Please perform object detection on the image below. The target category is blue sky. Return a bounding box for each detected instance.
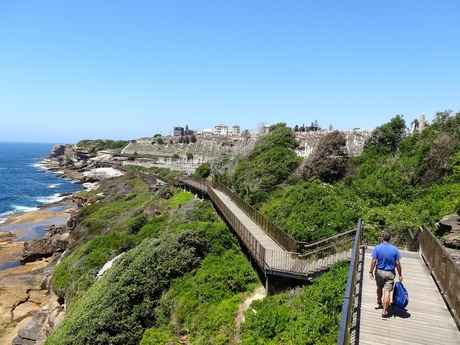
[1,1,459,144]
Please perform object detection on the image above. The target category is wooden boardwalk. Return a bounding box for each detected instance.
[212,188,284,251]
[352,246,460,345]
[211,187,352,277]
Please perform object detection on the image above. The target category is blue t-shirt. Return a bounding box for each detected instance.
[371,242,402,271]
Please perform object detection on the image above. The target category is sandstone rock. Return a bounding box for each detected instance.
[12,310,48,345]
[444,233,460,249]
[20,239,54,264]
[12,302,38,322]
[0,290,29,325]
[48,145,66,158]
[51,232,72,252]
[435,214,460,249]
[12,336,35,345]
[435,214,460,235]
[96,252,125,281]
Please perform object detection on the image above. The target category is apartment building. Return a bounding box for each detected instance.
[214,124,228,135]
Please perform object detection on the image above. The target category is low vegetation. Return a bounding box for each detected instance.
[45,110,460,343]
[76,139,126,152]
[240,261,349,344]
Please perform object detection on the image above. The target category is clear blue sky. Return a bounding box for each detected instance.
[1,1,459,144]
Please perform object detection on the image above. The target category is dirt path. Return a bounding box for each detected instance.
[233,285,266,344]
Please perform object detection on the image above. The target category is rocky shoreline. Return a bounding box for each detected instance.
[0,144,126,345]
[0,198,78,345]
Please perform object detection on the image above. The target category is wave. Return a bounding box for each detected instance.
[36,193,65,204]
[32,162,48,169]
[49,183,61,188]
[13,205,39,213]
[0,205,40,223]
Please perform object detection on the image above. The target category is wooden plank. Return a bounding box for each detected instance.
[352,246,460,345]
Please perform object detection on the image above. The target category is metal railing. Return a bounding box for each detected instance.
[337,219,363,345]
[414,225,460,325]
[207,185,267,269]
[211,182,298,252]
[177,176,356,278]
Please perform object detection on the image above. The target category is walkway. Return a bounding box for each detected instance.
[352,246,460,345]
[179,177,353,279]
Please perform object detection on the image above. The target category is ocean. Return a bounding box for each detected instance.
[0,141,82,224]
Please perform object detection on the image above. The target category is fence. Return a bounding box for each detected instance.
[211,182,298,252]
[337,219,363,345]
[176,176,356,279]
[415,225,460,325]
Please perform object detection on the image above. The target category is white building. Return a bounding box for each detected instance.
[231,125,240,136]
[202,128,213,136]
[214,124,228,135]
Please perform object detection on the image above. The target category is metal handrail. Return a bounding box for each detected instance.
[337,219,363,345]
[177,176,356,278]
[212,182,298,252]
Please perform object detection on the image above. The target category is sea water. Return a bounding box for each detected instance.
[0,141,82,224]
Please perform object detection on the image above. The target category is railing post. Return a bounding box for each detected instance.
[337,219,362,345]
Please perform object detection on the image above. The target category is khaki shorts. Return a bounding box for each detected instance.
[375,268,395,291]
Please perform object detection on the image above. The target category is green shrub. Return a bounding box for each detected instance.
[151,250,258,343]
[51,232,137,304]
[194,162,211,178]
[240,261,348,344]
[126,213,148,234]
[46,230,209,345]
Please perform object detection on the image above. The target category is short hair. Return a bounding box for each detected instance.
[381,231,391,242]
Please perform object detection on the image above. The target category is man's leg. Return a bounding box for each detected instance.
[376,286,383,305]
[382,289,391,315]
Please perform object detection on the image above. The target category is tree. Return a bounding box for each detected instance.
[187,153,194,161]
[432,110,453,129]
[363,115,406,154]
[194,162,211,178]
[231,123,302,206]
[156,137,164,145]
[302,130,348,183]
[190,134,197,143]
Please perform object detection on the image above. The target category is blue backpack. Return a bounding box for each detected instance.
[392,281,409,309]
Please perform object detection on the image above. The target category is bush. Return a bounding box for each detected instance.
[194,162,211,178]
[240,261,348,344]
[127,213,148,234]
[46,230,209,345]
[149,250,258,343]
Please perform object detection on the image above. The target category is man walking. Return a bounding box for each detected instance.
[369,231,403,320]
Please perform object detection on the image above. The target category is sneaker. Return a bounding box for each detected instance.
[381,313,388,320]
[377,299,383,309]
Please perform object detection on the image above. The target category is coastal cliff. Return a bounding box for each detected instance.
[0,144,126,345]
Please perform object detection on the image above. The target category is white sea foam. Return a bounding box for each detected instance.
[32,162,43,169]
[0,207,37,224]
[36,193,65,204]
[49,183,61,188]
[13,205,39,213]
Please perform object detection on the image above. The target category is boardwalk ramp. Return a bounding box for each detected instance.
[352,246,460,345]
